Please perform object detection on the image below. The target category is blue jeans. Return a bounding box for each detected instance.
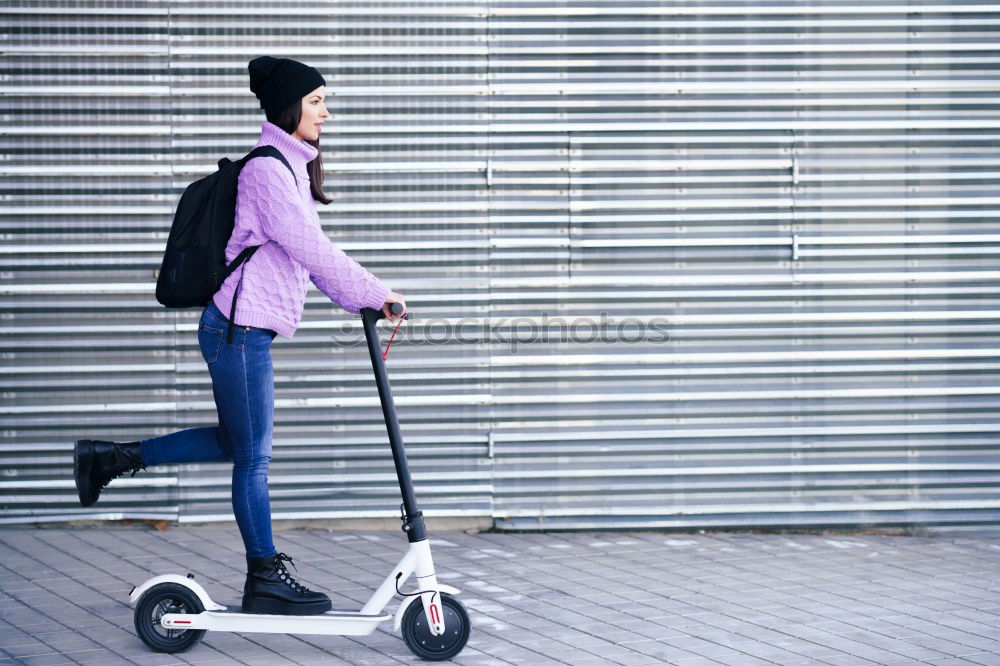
[140,300,278,558]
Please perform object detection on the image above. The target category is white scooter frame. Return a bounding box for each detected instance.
[129,304,471,661]
[129,539,460,636]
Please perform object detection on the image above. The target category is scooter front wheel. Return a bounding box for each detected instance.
[134,582,206,653]
[401,592,470,661]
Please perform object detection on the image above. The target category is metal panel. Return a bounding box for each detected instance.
[2,1,999,531]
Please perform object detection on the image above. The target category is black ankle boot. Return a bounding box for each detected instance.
[242,552,332,616]
[73,439,145,507]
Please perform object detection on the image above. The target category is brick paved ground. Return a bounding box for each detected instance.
[0,527,998,665]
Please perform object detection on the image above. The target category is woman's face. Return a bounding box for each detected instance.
[291,85,329,142]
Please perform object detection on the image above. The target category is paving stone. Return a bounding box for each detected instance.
[616,639,702,661]
[966,654,1000,666]
[2,639,61,659]
[130,648,207,664]
[571,657,655,666]
[66,648,135,665]
[709,654,781,666]
[11,655,78,666]
[899,634,989,657]
[670,658,734,666]
[814,654,883,665]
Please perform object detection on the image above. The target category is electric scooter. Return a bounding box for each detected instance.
[129,303,471,661]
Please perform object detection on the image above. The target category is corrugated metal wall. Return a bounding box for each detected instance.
[2,2,999,531]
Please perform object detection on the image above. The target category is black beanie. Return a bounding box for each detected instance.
[248,56,326,121]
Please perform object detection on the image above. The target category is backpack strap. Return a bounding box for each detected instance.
[244,144,294,181]
[225,245,261,344]
[224,145,296,344]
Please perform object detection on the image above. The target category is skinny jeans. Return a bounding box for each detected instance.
[139,300,278,558]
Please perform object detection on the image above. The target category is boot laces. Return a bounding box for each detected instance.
[273,552,313,595]
[97,444,146,491]
[114,463,145,480]
[97,466,142,494]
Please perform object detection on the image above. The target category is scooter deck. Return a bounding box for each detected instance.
[162,605,392,636]
[214,600,385,616]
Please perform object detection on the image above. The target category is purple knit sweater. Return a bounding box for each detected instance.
[213,121,390,338]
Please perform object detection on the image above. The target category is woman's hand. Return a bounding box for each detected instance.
[382,291,406,320]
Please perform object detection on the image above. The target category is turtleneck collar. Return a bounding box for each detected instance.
[254,121,319,181]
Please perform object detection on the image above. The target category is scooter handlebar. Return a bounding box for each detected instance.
[362,301,407,321]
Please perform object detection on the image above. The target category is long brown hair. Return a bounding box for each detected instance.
[269,102,332,205]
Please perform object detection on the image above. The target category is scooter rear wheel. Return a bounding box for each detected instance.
[401,593,470,661]
[134,582,206,653]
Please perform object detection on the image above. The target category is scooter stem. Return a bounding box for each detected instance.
[361,306,426,542]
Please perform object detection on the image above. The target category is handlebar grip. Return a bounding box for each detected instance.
[362,301,407,321]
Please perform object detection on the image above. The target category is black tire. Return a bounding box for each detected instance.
[400,593,470,661]
[134,582,206,653]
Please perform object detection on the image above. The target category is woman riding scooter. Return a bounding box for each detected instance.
[73,56,406,616]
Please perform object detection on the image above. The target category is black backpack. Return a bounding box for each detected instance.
[155,145,293,341]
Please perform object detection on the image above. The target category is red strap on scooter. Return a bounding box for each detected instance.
[382,315,405,360]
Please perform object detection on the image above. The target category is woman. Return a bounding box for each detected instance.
[73,56,406,616]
